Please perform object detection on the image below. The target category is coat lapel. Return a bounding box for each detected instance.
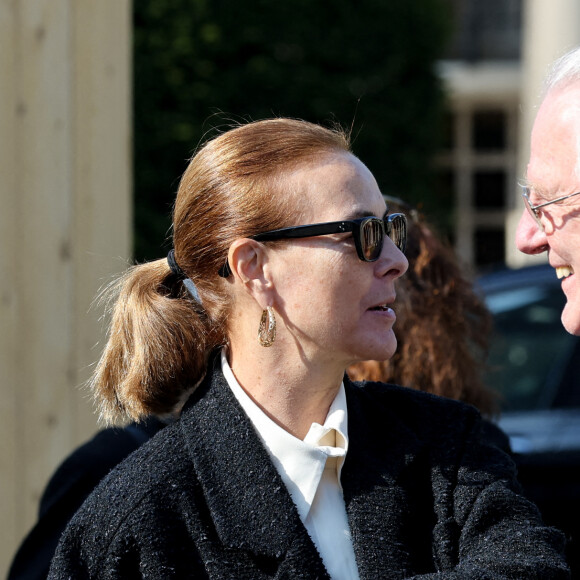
[342,379,437,579]
[178,362,438,579]
[179,356,330,578]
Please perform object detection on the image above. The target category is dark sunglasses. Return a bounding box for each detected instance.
[218,213,407,277]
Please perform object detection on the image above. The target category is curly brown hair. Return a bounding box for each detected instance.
[347,199,499,418]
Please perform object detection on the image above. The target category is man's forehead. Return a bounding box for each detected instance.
[541,84,580,122]
[528,87,580,193]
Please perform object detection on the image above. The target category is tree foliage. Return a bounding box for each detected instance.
[133,0,452,260]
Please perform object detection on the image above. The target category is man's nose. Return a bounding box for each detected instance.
[515,209,549,255]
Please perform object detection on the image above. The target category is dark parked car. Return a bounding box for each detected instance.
[477,263,580,577]
[477,263,580,448]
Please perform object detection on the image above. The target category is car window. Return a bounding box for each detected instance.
[483,283,574,411]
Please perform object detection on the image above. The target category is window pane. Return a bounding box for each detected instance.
[473,111,506,151]
[474,170,505,208]
[475,227,504,267]
[441,111,454,150]
[445,0,522,61]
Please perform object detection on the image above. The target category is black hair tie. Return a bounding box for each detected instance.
[167,249,202,304]
[167,249,186,280]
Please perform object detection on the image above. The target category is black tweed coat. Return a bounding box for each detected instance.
[48,358,569,579]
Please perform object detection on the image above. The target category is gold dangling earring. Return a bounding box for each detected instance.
[258,306,276,347]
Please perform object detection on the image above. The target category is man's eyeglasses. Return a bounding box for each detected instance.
[218,213,407,277]
[521,184,580,229]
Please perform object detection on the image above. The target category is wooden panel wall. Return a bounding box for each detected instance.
[0,1,131,574]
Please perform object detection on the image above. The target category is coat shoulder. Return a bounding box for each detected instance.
[347,379,480,433]
[50,420,196,569]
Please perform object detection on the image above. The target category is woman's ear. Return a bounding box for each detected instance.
[227,239,272,304]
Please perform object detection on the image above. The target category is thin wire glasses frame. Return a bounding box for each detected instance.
[521,183,580,229]
[218,213,407,277]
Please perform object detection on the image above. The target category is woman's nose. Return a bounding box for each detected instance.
[377,240,408,279]
[515,209,549,255]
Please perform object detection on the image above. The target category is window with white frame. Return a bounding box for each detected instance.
[434,103,518,270]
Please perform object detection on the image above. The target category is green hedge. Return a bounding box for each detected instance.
[133,0,452,260]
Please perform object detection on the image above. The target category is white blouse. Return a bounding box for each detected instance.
[221,350,360,580]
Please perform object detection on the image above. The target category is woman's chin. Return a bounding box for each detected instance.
[350,334,397,365]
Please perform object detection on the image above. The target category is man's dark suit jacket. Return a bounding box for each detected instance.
[8,418,165,580]
[48,357,570,579]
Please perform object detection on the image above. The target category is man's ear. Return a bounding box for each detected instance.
[227,238,272,304]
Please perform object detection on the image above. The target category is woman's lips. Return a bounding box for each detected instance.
[367,304,396,320]
[369,304,391,311]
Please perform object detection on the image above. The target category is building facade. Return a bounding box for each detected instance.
[439,0,580,270]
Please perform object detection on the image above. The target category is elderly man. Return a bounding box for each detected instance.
[516,47,580,336]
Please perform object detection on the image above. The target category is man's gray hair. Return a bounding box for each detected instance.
[543,45,580,97]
